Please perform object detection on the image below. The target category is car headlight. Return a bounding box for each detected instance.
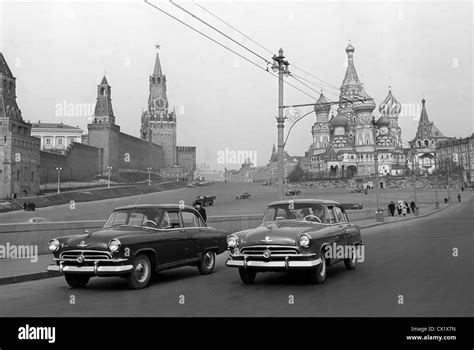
[299,235,310,248]
[108,239,121,253]
[227,235,238,248]
[48,239,60,252]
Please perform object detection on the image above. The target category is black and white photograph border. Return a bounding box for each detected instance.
[0,0,472,348]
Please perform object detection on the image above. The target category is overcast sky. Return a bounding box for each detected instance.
[1,0,472,170]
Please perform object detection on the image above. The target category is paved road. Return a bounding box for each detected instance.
[0,182,455,223]
[0,197,471,317]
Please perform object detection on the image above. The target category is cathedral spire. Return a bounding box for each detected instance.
[342,42,360,86]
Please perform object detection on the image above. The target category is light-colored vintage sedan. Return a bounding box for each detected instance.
[226,199,363,284]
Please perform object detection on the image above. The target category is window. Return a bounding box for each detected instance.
[31,171,34,182]
[325,206,336,224]
[58,138,63,145]
[160,211,181,229]
[181,211,199,227]
[333,206,347,223]
[128,212,146,226]
[16,170,20,181]
[46,138,51,145]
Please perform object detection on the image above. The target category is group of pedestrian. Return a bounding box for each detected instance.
[23,202,36,211]
[193,200,207,222]
[387,200,416,217]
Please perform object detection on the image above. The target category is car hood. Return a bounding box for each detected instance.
[62,226,144,250]
[237,221,326,246]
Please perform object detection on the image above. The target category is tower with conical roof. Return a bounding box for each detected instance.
[88,75,120,171]
[92,76,115,125]
[0,52,40,198]
[141,48,176,168]
[409,98,448,174]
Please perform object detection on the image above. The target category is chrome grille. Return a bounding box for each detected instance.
[60,250,112,262]
[240,245,300,257]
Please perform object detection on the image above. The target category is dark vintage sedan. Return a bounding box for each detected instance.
[226,199,363,284]
[47,204,228,289]
[236,192,251,199]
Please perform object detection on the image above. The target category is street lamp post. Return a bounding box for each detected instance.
[147,167,152,186]
[56,167,62,194]
[272,48,290,200]
[371,118,383,222]
[434,156,439,209]
[107,166,112,188]
[175,165,179,182]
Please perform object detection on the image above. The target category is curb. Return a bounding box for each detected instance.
[358,203,453,229]
[0,271,60,285]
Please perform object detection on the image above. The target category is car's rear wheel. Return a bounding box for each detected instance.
[197,250,216,275]
[239,268,256,284]
[126,254,151,289]
[344,245,357,270]
[306,254,327,284]
[64,274,90,288]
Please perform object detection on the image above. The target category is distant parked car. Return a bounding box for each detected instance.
[186,183,196,188]
[236,192,251,199]
[196,195,215,206]
[47,204,228,289]
[350,188,364,193]
[262,182,269,186]
[226,199,363,284]
[285,189,301,196]
[27,217,50,223]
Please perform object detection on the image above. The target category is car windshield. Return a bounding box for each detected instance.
[104,208,165,228]
[262,203,326,224]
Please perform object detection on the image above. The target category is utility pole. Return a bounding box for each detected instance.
[434,155,439,209]
[56,167,62,194]
[371,118,383,222]
[272,48,290,200]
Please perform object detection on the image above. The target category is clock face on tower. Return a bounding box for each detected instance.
[153,97,168,110]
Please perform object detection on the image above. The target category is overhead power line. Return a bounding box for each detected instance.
[193,1,343,94]
[144,0,318,101]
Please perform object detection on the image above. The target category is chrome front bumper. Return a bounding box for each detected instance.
[47,262,133,275]
[226,257,321,269]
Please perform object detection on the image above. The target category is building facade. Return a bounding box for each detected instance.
[31,122,82,153]
[305,44,407,178]
[436,135,473,183]
[0,52,41,198]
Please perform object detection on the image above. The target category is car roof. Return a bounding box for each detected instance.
[268,199,340,206]
[114,204,196,211]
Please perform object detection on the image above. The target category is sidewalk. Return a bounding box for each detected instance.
[0,197,466,285]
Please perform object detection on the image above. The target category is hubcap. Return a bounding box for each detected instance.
[135,260,149,283]
[204,252,214,269]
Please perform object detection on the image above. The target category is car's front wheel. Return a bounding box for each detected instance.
[344,245,357,270]
[306,254,327,284]
[197,250,216,275]
[126,254,151,289]
[239,268,256,284]
[64,274,90,288]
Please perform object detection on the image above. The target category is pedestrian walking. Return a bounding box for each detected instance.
[193,200,207,222]
[402,203,407,216]
[410,201,416,214]
[461,186,464,192]
[457,193,461,202]
[397,200,403,216]
[388,201,395,216]
[405,201,410,214]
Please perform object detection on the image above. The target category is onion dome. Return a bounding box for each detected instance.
[345,43,355,53]
[330,113,348,127]
[375,115,390,127]
[314,93,331,113]
[379,90,401,116]
[352,86,376,113]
